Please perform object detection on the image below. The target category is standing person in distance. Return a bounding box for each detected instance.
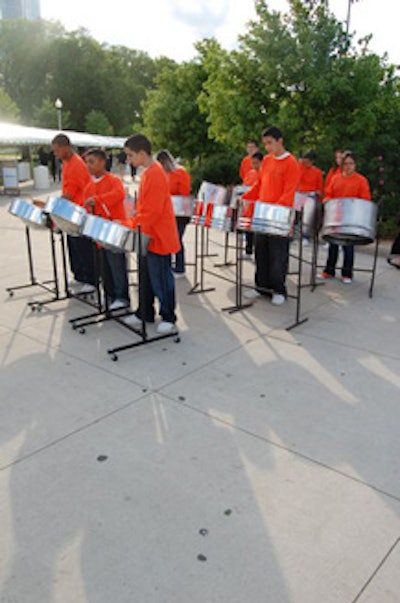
[123,134,180,334]
[82,148,130,311]
[318,151,371,283]
[156,150,191,278]
[51,134,95,294]
[325,149,344,190]
[243,126,300,305]
[240,139,260,257]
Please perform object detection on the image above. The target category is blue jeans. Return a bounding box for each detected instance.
[67,235,96,285]
[104,250,129,302]
[174,217,189,273]
[136,252,176,323]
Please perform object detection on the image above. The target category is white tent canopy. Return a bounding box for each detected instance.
[0,122,126,148]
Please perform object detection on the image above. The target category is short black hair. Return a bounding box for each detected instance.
[86,148,107,162]
[124,134,152,155]
[262,126,283,140]
[252,152,264,161]
[52,133,71,147]
[247,139,259,146]
[303,151,316,161]
[343,151,357,163]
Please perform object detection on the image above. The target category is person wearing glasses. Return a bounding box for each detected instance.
[318,151,371,284]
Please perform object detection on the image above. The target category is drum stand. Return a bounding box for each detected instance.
[6,226,59,301]
[286,215,309,331]
[221,230,253,314]
[188,223,216,295]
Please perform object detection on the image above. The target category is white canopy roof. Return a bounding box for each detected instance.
[0,122,126,148]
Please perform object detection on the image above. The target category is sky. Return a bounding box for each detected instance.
[40,0,399,66]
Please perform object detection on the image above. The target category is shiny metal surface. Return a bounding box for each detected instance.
[321,197,377,245]
[197,181,228,206]
[43,195,63,214]
[171,195,194,217]
[295,193,321,237]
[50,198,87,236]
[230,185,250,208]
[238,201,294,237]
[208,205,234,231]
[82,214,149,255]
[8,198,48,230]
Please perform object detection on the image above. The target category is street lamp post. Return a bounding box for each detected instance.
[55,98,63,130]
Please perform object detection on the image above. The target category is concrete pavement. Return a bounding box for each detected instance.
[0,182,399,603]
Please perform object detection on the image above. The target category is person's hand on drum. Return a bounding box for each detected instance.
[84,197,95,209]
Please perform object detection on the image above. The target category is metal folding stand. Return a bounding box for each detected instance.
[286,214,309,331]
[188,222,216,295]
[221,229,253,314]
[6,226,57,300]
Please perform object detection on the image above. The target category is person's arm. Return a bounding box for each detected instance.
[277,158,300,206]
[130,168,168,234]
[358,175,372,200]
[92,177,125,215]
[177,169,191,195]
[63,161,89,205]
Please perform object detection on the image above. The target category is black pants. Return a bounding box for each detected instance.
[324,243,354,278]
[254,234,289,296]
[102,250,130,302]
[136,252,176,323]
[67,235,97,285]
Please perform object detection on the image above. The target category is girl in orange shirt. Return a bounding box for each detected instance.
[156,150,191,276]
[318,152,371,283]
[324,149,344,190]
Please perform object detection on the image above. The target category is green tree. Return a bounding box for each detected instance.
[84,109,114,135]
[32,97,71,129]
[0,87,20,122]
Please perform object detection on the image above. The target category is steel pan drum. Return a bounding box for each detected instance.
[321,197,377,245]
[245,201,294,237]
[191,201,205,226]
[43,195,63,214]
[82,214,150,255]
[197,181,228,206]
[8,198,48,230]
[295,192,321,237]
[50,198,87,236]
[230,185,250,208]
[171,195,194,217]
[208,205,234,231]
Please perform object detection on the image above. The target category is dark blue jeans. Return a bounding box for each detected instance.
[104,250,129,302]
[136,252,176,323]
[174,217,189,273]
[254,234,289,295]
[325,243,354,278]
[67,235,96,285]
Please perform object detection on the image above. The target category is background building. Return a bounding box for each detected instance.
[0,0,41,19]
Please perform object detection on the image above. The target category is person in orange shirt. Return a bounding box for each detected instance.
[324,149,344,190]
[82,148,130,311]
[240,141,260,257]
[239,139,260,182]
[297,151,324,245]
[243,126,300,305]
[51,134,95,294]
[156,149,191,277]
[318,151,371,283]
[123,134,180,334]
[243,152,263,187]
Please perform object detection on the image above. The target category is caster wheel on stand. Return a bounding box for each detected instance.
[79,327,86,335]
[8,291,14,298]
[110,354,118,362]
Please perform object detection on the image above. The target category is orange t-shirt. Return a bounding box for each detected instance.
[62,153,91,206]
[325,166,341,190]
[297,163,323,195]
[243,153,300,207]
[324,172,371,201]
[243,168,259,187]
[168,167,191,196]
[83,173,126,221]
[128,161,180,255]
[239,155,252,181]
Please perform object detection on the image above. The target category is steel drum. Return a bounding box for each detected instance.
[294,192,321,237]
[43,195,63,215]
[197,181,228,206]
[238,201,294,237]
[230,185,250,208]
[171,195,194,217]
[8,198,48,230]
[191,200,205,226]
[321,197,377,245]
[82,214,150,255]
[208,205,234,231]
[50,198,87,236]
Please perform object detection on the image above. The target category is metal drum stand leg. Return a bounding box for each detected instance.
[286,213,309,331]
[222,230,253,314]
[188,224,216,295]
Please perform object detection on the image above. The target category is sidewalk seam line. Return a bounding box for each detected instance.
[350,537,400,603]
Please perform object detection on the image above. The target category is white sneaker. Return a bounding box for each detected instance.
[342,277,352,284]
[68,278,82,289]
[123,313,143,327]
[109,299,129,311]
[302,238,310,246]
[243,289,261,299]
[173,272,186,279]
[156,321,176,334]
[271,293,286,306]
[78,283,96,294]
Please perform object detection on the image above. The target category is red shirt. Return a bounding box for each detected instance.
[243,153,300,207]
[62,153,91,206]
[243,168,259,187]
[239,155,252,181]
[83,173,126,221]
[325,166,341,190]
[324,172,371,201]
[167,167,191,196]
[297,163,323,195]
[128,161,180,255]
